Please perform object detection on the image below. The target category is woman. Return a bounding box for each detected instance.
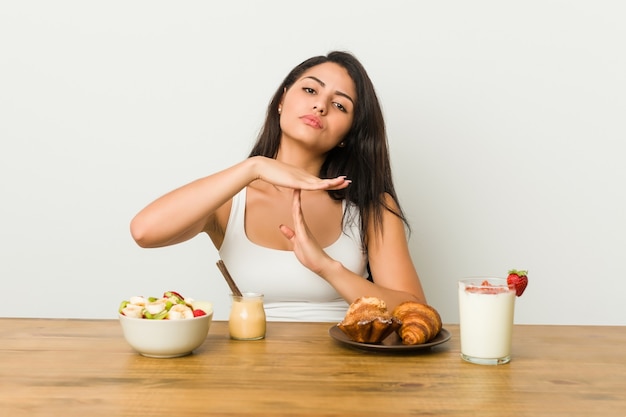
[130,51,426,321]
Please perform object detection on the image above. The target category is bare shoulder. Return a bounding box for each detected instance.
[363,192,410,253]
[382,192,401,212]
[365,192,404,229]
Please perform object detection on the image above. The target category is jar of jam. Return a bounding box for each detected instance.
[228,292,266,340]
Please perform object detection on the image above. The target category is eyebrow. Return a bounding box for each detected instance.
[303,76,355,105]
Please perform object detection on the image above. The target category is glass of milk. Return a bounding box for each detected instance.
[228,292,266,340]
[458,278,516,365]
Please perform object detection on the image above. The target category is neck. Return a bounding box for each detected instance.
[275,144,325,176]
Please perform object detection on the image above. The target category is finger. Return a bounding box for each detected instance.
[278,224,295,240]
[320,176,352,190]
[291,189,313,239]
[299,176,350,191]
[291,189,304,231]
[326,178,352,190]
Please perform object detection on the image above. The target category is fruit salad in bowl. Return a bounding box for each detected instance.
[118,290,213,358]
[119,290,211,320]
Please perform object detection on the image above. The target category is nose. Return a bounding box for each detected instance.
[313,104,325,115]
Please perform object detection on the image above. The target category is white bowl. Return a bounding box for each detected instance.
[119,309,213,358]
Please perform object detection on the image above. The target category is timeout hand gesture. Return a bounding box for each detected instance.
[254,156,351,191]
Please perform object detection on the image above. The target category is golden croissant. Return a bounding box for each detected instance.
[337,297,401,343]
[392,301,442,345]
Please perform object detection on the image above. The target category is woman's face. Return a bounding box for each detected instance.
[279,62,356,155]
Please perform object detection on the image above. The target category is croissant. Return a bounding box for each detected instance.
[392,302,442,345]
[337,297,401,343]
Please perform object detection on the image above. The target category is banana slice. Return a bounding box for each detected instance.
[129,296,147,306]
[121,304,144,318]
[145,301,166,315]
[167,304,194,320]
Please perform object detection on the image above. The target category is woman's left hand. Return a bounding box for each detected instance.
[278,189,334,276]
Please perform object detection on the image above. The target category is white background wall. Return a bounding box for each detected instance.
[1,1,624,325]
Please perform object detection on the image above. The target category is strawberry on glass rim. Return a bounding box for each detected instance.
[507,269,528,297]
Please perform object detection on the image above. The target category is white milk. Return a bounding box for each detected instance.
[458,279,516,364]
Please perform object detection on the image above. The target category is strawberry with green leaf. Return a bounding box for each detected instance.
[507,269,528,297]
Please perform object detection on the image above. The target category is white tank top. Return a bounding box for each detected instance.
[218,187,368,322]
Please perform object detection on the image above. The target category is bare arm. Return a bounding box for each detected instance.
[130,158,256,248]
[130,156,351,248]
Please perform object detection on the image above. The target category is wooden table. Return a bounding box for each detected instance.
[1,319,624,416]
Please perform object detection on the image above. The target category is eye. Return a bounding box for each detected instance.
[333,102,348,113]
[303,87,316,94]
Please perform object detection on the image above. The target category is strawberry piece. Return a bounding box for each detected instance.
[507,269,528,297]
[193,309,207,317]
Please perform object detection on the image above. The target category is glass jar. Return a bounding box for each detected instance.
[228,292,266,340]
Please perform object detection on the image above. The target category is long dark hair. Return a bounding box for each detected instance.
[249,51,409,251]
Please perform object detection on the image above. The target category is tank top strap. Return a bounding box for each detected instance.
[228,187,246,232]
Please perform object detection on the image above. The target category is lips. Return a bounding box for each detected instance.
[300,114,323,129]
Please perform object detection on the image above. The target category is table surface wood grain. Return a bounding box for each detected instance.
[1,319,625,417]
